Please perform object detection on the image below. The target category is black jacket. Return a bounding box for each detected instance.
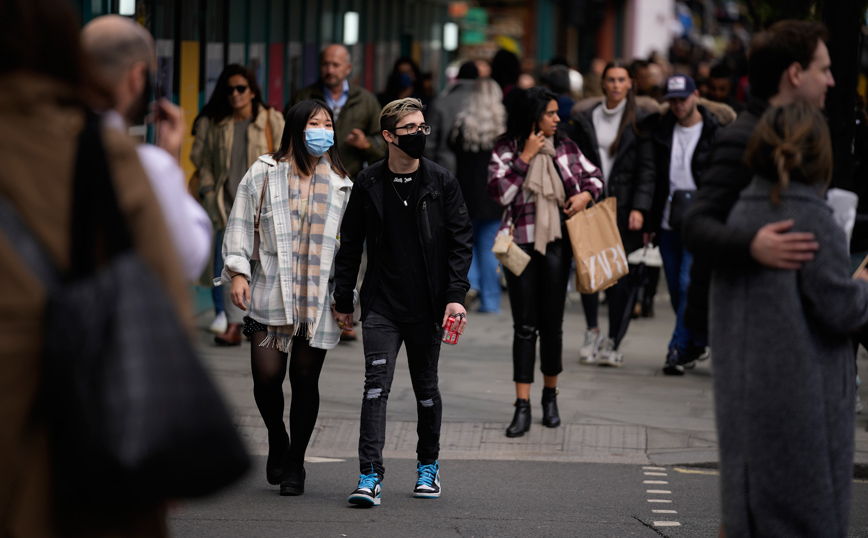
[569,103,656,253]
[682,96,768,265]
[333,157,473,323]
[641,104,724,234]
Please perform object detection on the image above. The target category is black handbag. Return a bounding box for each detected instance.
[0,113,249,505]
[668,189,696,229]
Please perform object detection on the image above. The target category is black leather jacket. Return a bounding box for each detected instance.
[333,157,473,323]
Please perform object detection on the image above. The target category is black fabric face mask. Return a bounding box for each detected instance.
[392,131,427,159]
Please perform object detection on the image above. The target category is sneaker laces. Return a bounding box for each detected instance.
[357,472,379,491]
[416,463,437,487]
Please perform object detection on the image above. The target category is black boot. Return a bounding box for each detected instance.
[265,431,290,485]
[541,387,561,428]
[505,399,531,437]
[279,461,305,496]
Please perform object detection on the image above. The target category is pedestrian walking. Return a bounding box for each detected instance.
[569,60,655,368]
[488,87,602,437]
[449,77,507,313]
[333,98,473,506]
[0,0,189,534]
[378,56,431,108]
[198,64,285,346]
[425,61,479,175]
[640,75,728,374]
[191,68,236,335]
[219,99,353,496]
[713,102,868,538]
[682,21,833,340]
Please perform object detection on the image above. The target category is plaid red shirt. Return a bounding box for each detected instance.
[487,136,603,245]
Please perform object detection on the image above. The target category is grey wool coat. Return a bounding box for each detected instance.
[711,177,868,538]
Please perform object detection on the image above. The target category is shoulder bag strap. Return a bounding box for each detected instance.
[265,111,274,153]
[254,172,270,233]
[0,194,61,293]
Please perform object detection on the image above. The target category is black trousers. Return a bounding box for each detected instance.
[503,233,572,384]
[358,310,442,478]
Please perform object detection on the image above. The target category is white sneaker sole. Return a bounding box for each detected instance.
[413,490,441,498]
[579,355,599,365]
[348,493,381,506]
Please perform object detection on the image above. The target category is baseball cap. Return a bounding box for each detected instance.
[663,75,698,100]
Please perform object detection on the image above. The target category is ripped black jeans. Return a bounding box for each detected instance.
[358,310,442,479]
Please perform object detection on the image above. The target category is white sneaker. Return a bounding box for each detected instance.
[597,338,624,368]
[209,311,228,334]
[579,329,604,364]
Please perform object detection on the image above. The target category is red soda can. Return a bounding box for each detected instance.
[441,315,459,345]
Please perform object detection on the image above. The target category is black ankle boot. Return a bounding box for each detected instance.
[505,399,531,437]
[279,461,305,496]
[541,387,561,428]
[266,431,290,485]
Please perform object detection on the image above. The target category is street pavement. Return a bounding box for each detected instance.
[170,286,868,537]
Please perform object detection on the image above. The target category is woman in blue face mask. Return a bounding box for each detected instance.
[219,99,353,496]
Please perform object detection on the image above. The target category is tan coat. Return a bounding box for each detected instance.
[198,105,284,229]
[0,73,188,537]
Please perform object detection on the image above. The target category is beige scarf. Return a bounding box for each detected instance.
[523,137,564,254]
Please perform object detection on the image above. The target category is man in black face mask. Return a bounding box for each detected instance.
[333,98,473,506]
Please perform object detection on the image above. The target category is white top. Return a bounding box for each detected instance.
[103,111,213,280]
[662,120,703,230]
[591,98,627,189]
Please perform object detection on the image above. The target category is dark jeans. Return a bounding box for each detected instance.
[659,229,706,351]
[503,234,571,383]
[579,276,631,349]
[359,310,443,479]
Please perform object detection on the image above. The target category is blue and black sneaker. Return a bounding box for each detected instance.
[348,469,381,507]
[413,461,441,498]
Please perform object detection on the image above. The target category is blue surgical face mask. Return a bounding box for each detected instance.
[304,128,334,157]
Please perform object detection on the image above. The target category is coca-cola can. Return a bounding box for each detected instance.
[441,315,459,345]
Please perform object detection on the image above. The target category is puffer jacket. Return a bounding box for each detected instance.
[287,82,387,180]
[198,105,284,229]
[641,100,734,234]
[568,97,657,254]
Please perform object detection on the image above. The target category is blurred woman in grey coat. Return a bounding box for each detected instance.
[712,103,868,537]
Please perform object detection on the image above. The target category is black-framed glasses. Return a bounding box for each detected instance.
[393,123,431,135]
[229,85,249,94]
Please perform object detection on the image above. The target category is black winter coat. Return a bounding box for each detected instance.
[569,103,656,253]
[333,157,473,323]
[641,104,723,234]
[448,134,503,221]
[681,96,766,334]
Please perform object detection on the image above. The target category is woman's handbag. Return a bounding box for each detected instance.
[565,197,629,293]
[0,114,249,506]
[250,112,275,262]
[668,189,696,229]
[492,226,531,276]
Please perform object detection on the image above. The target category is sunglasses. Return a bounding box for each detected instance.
[228,85,249,94]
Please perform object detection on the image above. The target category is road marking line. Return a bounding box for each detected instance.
[654,521,682,527]
[644,472,667,476]
[647,490,671,494]
[648,499,672,503]
[644,480,668,484]
[642,466,666,471]
[653,510,677,514]
[674,467,718,475]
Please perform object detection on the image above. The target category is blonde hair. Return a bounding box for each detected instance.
[379,97,425,132]
[745,103,833,205]
[450,78,506,152]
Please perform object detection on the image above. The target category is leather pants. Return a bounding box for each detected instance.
[503,232,572,384]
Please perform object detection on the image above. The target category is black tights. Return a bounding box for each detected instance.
[250,331,327,464]
[579,277,631,349]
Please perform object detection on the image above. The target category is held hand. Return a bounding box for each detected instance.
[563,191,592,217]
[345,129,371,150]
[442,303,468,335]
[333,305,354,329]
[520,131,546,163]
[643,232,655,246]
[750,219,819,270]
[628,210,644,231]
[857,269,868,283]
[153,99,185,162]
[229,276,250,311]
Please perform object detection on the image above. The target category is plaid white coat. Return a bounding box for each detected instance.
[218,154,354,350]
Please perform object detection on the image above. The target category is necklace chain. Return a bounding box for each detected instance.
[390,177,412,207]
